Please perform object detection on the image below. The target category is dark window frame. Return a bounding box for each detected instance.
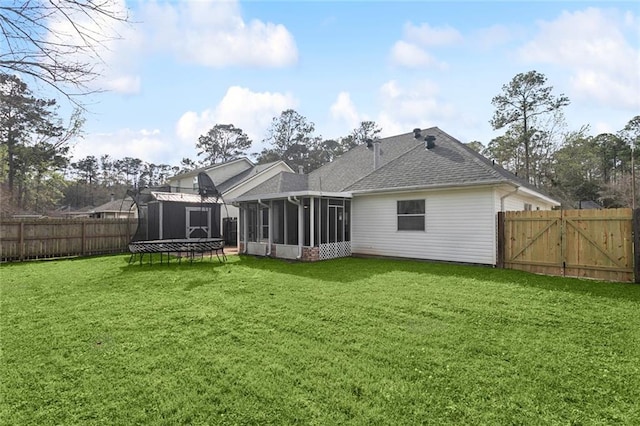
[397,199,425,231]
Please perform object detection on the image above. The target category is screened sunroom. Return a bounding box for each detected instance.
[237,195,351,261]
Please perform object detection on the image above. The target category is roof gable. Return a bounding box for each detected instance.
[232,127,559,205]
[346,128,503,191]
[307,131,422,192]
[216,161,292,193]
[91,198,135,212]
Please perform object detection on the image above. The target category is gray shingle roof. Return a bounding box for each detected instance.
[238,172,308,198]
[346,127,528,192]
[234,127,556,201]
[91,198,135,212]
[307,132,421,191]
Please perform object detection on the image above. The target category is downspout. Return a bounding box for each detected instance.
[257,199,271,256]
[500,187,519,211]
[287,196,303,259]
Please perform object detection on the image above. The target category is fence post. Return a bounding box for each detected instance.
[496,211,505,268]
[634,208,640,283]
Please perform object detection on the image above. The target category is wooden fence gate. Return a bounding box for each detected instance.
[498,209,638,282]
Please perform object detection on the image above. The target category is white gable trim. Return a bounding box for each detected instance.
[167,157,254,181]
[222,161,293,195]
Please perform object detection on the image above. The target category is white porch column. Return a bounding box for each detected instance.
[310,197,315,247]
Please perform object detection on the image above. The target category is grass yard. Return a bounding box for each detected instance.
[1,254,639,425]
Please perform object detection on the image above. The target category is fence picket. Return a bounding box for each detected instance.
[501,208,634,282]
[1,218,137,262]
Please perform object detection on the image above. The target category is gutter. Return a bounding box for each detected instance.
[349,180,508,196]
[287,196,303,259]
[234,190,350,203]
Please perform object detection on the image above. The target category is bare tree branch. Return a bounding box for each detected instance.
[0,0,130,107]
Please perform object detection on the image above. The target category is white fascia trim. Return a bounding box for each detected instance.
[167,157,254,181]
[232,190,352,203]
[351,181,561,206]
[516,185,561,206]
[221,161,294,196]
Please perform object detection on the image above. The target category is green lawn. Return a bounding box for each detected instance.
[1,254,639,425]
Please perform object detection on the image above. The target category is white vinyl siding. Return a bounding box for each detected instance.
[494,187,555,212]
[352,188,496,265]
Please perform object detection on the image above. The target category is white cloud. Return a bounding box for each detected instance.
[104,75,142,95]
[45,0,143,95]
[70,128,183,166]
[403,22,463,46]
[377,79,457,136]
[390,41,446,69]
[175,86,297,153]
[519,7,640,109]
[44,0,297,96]
[326,80,458,139]
[390,22,461,69]
[330,92,361,129]
[141,0,298,68]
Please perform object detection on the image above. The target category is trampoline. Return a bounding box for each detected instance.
[127,172,228,265]
[128,238,226,264]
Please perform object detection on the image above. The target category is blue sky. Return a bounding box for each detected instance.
[64,1,639,167]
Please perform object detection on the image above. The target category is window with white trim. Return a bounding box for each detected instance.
[397,200,425,231]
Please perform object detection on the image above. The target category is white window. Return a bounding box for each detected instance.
[524,203,532,211]
[397,200,425,231]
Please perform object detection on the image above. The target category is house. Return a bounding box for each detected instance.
[232,127,560,265]
[88,197,136,219]
[165,158,293,244]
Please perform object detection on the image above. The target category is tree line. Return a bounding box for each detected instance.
[1,3,638,214]
[0,71,382,214]
[1,69,638,215]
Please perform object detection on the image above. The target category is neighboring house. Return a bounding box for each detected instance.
[166,158,293,245]
[88,197,136,219]
[578,200,602,209]
[232,127,560,265]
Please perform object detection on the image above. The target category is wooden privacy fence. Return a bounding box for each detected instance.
[498,208,638,282]
[0,218,137,262]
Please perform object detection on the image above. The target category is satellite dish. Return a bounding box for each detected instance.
[197,172,220,198]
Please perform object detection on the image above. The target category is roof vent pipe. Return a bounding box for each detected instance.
[298,165,304,174]
[425,135,436,150]
[413,128,422,139]
[373,141,381,170]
